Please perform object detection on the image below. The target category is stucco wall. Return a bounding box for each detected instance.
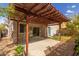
[47,25,59,37]
[11,22,48,43]
[29,23,47,38]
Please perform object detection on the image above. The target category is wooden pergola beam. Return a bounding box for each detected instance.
[39,9,52,16]
[51,14,61,19]
[45,12,63,22]
[35,4,50,14]
[45,15,60,22]
[15,5,31,15]
[30,4,40,10]
[46,13,60,18]
[42,10,59,19]
[37,5,51,15]
[17,22,19,44]
[15,3,67,22]
[15,5,59,23]
[41,8,55,16]
[14,4,68,23]
[10,19,26,23]
[50,11,59,16]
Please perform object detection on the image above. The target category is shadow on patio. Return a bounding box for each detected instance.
[29,37,47,43]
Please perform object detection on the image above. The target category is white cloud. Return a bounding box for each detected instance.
[66,10,74,13]
[0,16,5,24]
[67,5,76,9]
[71,5,76,8]
[65,14,69,16]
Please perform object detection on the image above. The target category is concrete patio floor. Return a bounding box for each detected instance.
[28,38,60,56]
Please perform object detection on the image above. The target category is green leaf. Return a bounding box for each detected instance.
[15,44,24,55]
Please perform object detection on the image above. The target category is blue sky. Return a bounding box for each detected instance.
[0,3,79,23]
[0,3,8,8]
[52,3,79,17]
[0,3,8,23]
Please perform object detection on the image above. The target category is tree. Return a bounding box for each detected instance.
[66,14,79,55]
[0,24,6,31]
[0,4,15,29]
[66,14,79,35]
[0,24,6,39]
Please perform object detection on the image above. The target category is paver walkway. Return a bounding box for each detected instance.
[28,39,60,56]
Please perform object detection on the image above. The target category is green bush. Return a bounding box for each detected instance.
[74,34,79,55]
[15,44,24,56]
[49,36,59,40]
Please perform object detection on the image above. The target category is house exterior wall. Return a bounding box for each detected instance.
[61,22,67,28]
[29,23,47,38]
[47,25,59,37]
[11,21,48,43]
[47,22,67,37]
[9,21,67,43]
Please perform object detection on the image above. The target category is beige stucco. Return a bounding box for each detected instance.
[11,21,48,43]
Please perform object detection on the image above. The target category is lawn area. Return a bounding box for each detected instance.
[49,35,72,42]
[60,36,72,42]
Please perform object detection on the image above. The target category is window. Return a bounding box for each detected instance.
[48,27,51,36]
[20,24,25,33]
[33,27,39,36]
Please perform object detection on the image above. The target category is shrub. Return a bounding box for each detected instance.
[15,44,24,56]
[74,34,79,55]
[49,36,59,40]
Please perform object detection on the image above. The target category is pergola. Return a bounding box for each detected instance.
[10,3,68,56]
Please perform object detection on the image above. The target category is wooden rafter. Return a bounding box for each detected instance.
[30,4,39,10]
[35,4,50,14]
[50,11,59,16]
[13,3,68,23]
[36,4,51,15]
[51,14,61,19]
[15,5,59,22]
[45,14,62,22]
[41,7,55,16]
[44,11,62,20]
[10,19,26,23]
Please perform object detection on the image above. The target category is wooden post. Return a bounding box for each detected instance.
[25,16,29,56]
[45,24,48,38]
[59,23,61,40]
[17,19,20,44]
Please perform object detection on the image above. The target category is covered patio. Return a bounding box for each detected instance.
[10,3,68,56]
[29,38,60,56]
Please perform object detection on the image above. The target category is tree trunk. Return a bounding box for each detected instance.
[0,31,1,41]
